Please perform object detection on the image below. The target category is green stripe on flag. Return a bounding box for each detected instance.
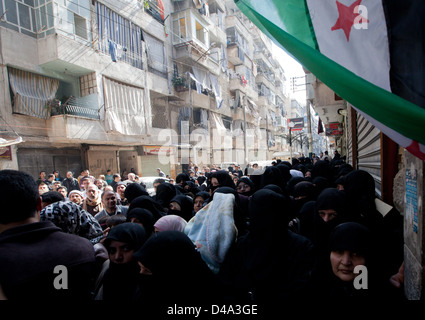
[235,0,318,49]
[236,0,425,146]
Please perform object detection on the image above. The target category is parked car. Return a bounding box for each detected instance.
[139,176,169,196]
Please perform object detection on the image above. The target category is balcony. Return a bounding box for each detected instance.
[50,94,100,120]
[256,74,275,92]
[229,76,258,101]
[227,44,245,66]
[173,86,214,110]
[174,40,220,74]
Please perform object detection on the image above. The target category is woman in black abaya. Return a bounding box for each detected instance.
[218,189,316,305]
[95,222,148,301]
[134,231,223,305]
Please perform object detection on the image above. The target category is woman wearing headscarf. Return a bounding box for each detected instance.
[218,189,316,305]
[311,160,334,186]
[153,215,187,233]
[292,188,348,291]
[154,182,177,211]
[208,170,236,194]
[342,170,383,230]
[40,200,104,244]
[168,195,194,222]
[124,183,150,204]
[134,231,223,305]
[128,195,165,223]
[196,175,208,191]
[193,191,210,214]
[261,184,283,195]
[324,222,377,299]
[127,208,155,237]
[214,186,248,238]
[290,181,317,220]
[94,222,148,301]
[183,180,200,196]
[342,170,404,290]
[260,166,285,191]
[235,177,255,197]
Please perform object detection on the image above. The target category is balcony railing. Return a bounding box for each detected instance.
[51,94,100,120]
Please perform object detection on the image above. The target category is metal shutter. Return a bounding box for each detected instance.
[356,113,382,198]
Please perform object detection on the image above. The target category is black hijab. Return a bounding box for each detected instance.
[342,170,383,230]
[128,195,165,223]
[311,160,333,184]
[169,195,194,222]
[328,222,371,258]
[262,184,284,195]
[133,231,221,304]
[236,177,255,196]
[209,170,236,189]
[124,183,150,204]
[104,222,147,250]
[260,166,285,191]
[126,208,155,236]
[218,189,296,303]
[102,223,147,301]
[155,183,176,209]
[326,222,374,299]
[194,191,210,202]
[176,173,190,185]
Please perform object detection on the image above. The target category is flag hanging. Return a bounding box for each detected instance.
[235,0,425,160]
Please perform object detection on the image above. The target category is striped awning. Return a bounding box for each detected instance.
[8,67,59,119]
[103,76,148,136]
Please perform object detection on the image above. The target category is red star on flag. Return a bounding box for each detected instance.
[331,0,369,41]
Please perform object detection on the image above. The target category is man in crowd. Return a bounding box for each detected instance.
[62,171,80,195]
[82,183,103,216]
[0,169,95,300]
[95,189,128,221]
[115,181,128,206]
[157,168,166,177]
[68,190,84,206]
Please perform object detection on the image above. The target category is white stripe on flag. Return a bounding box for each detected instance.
[306,0,391,91]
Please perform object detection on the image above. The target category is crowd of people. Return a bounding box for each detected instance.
[0,153,406,307]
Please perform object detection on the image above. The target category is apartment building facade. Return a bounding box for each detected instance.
[0,0,291,178]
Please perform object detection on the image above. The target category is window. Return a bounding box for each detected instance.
[173,17,187,43]
[1,0,39,38]
[144,32,167,76]
[73,13,87,39]
[195,20,207,46]
[96,2,143,69]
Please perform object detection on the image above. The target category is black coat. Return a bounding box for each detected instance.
[0,221,96,300]
[218,189,316,305]
[62,177,80,194]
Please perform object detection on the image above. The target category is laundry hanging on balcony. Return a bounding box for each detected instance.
[8,67,59,119]
[209,74,223,109]
[189,73,203,94]
[108,40,127,62]
[192,66,211,93]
